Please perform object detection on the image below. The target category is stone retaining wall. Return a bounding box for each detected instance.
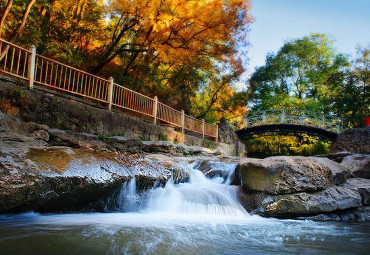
[330,128,370,154]
[0,75,245,156]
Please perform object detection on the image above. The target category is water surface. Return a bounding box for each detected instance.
[1,161,369,254]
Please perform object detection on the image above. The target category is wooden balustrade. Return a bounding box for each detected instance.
[0,38,218,140]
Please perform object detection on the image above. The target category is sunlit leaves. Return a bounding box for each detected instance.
[1,0,253,123]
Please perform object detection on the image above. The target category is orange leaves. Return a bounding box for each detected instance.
[108,0,252,69]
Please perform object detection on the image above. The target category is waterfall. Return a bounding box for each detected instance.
[115,178,140,212]
[116,162,249,217]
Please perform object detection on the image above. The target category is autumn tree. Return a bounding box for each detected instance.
[1,0,253,123]
[0,0,37,41]
[190,67,248,124]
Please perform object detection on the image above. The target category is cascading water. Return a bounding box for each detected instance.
[109,161,248,217]
[0,161,369,255]
[115,178,139,212]
[143,162,247,216]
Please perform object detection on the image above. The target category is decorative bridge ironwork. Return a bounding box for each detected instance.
[236,109,345,141]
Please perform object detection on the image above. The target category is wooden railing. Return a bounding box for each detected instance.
[34,54,110,103]
[0,38,218,141]
[0,40,30,81]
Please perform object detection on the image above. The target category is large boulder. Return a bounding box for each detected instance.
[247,185,362,217]
[240,177,370,219]
[0,119,189,213]
[239,156,350,195]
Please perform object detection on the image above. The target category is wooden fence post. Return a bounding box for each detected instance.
[181,110,185,134]
[215,125,218,142]
[108,77,114,110]
[153,96,158,124]
[28,45,36,89]
[202,119,205,139]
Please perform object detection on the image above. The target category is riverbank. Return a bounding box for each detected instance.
[0,110,369,221]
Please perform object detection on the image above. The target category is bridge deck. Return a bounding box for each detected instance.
[237,124,338,141]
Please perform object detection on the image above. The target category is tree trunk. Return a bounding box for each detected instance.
[8,0,36,42]
[0,0,13,38]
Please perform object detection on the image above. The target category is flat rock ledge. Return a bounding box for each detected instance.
[0,111,236,213]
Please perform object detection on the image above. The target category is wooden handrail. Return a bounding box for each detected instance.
[0,38,218,140]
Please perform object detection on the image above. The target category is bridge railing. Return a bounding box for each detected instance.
[0,38,218,141]
[245,109,344,133]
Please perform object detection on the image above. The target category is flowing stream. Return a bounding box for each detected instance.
[0,162,369,254]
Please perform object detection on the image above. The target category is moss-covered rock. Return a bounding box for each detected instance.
[239,156,350,195]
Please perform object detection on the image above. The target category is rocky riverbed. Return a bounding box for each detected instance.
[0,111,369,221]
[237,155,370,221]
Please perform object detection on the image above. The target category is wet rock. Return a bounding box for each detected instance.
[0,126,184,213]
[195,160,222,178]
[48,128,108,151]
[145,154,178,168]
[144,154,189,183]
[142,141,210,156]
[48,129,81,147]
[342,178,370,205]
[108,136,143,154]
[316,151,353,163]
[33,130,49,142]
[142,141,176,154]
[239,156,350,195]
[193,160,237,182]
[0,159,43,212]
[241,178,368,219]
[255,185,362,217]
[0,111,11,132]
[297,206,370,222]
[340,154,370,179]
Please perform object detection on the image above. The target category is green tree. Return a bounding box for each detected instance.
[249,33,350,113]
[329,46,370,127]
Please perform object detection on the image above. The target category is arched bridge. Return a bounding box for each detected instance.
[236,109,345,141]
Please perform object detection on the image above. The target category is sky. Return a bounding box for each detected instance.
[244,0,370,79]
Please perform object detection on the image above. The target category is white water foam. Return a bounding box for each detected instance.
[143,162,248,217]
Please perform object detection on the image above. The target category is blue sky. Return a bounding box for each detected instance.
[244,0,370,78]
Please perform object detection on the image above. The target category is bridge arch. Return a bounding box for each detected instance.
[236,109,344,141]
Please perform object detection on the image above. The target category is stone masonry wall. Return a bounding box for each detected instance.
[0,75,245,156]
[330,128,370,154]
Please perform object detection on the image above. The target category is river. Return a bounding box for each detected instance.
[0,162,369,254]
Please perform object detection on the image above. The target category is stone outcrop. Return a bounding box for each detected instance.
[217,117,246,157]
[239,156,350,195]
[244,185,362,217]
[238,155,370,221]
[330,128,370,154]
[0,111,204,213]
